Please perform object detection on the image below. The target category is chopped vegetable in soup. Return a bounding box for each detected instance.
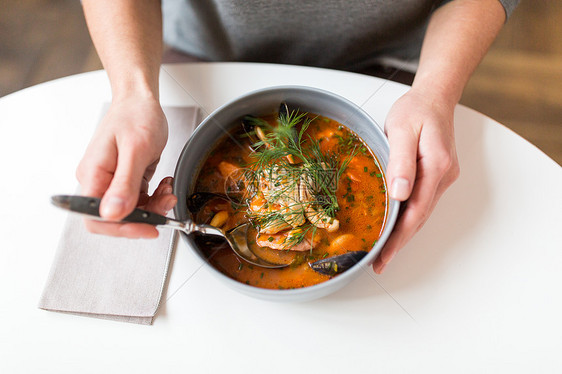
[191,106,387,289]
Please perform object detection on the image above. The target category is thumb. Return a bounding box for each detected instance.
[385,120,419,201]
[99,145,153,220]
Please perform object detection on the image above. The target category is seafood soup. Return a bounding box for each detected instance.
[190,104,388,289]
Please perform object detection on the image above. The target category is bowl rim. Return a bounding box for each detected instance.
[173,85,400,299]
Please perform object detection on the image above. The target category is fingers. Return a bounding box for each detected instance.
[385,111,419,202]
[76,98,169,238]
[83,219,160,239]
[373,150,459,274]
[82,177,177,239]
[374,92,459,274]
[76,137,117,198]
[144,177,177,215]
[99,139,155,220]
[153,176,174,197]
[372,170,439,274]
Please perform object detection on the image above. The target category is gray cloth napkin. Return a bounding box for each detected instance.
[39,104,200,325]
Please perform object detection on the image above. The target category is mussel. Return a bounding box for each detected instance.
[241,102,292,152]
[278,102,289,119]
[309,251,368,276]
[242,115,268,152]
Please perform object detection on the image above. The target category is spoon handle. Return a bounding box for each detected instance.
[51,195,175,226]
[51,194,229,243]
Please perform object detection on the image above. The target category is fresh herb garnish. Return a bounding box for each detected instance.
[243,108,358,247]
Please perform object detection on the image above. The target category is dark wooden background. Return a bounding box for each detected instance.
[1,0,560,164]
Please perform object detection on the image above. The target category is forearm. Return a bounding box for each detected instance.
[82,0,163,101]
[412,0,505,108]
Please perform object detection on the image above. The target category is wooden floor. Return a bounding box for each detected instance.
[1,0,560,165]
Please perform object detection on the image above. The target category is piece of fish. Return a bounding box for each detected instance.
[299,173,339,232]
[256,229,316,252]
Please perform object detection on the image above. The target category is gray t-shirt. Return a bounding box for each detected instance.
[162,0,519,72]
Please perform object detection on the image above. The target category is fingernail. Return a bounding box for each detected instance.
[164,198,177,212]
[163,185,173,195]
[100,196,125,217]
[386,251,396,264]
[390,178,410,200]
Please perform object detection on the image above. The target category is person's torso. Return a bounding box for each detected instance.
[163,0,443,70]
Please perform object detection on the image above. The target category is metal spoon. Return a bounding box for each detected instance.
[50,195,287,269]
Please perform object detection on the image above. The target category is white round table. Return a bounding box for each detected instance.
[1,63,561,372]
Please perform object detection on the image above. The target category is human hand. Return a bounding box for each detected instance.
[373,88,460,274]
[76,96,176,238]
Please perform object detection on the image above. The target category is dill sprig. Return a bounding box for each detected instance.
[242,107,357,247]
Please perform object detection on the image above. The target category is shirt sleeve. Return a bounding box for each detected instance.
[438,0,520,20]
[498,0,520,19]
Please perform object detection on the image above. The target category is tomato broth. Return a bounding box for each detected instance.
[191,111,387,289]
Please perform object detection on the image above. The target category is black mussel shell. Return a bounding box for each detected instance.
[309,251,369,276]
[278,102,289,119]
[242,115,258,134]
[242,115,263,151]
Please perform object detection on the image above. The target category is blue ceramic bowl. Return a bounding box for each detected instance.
[173,86,399,301]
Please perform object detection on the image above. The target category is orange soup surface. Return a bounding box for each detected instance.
[191,111,387,289]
